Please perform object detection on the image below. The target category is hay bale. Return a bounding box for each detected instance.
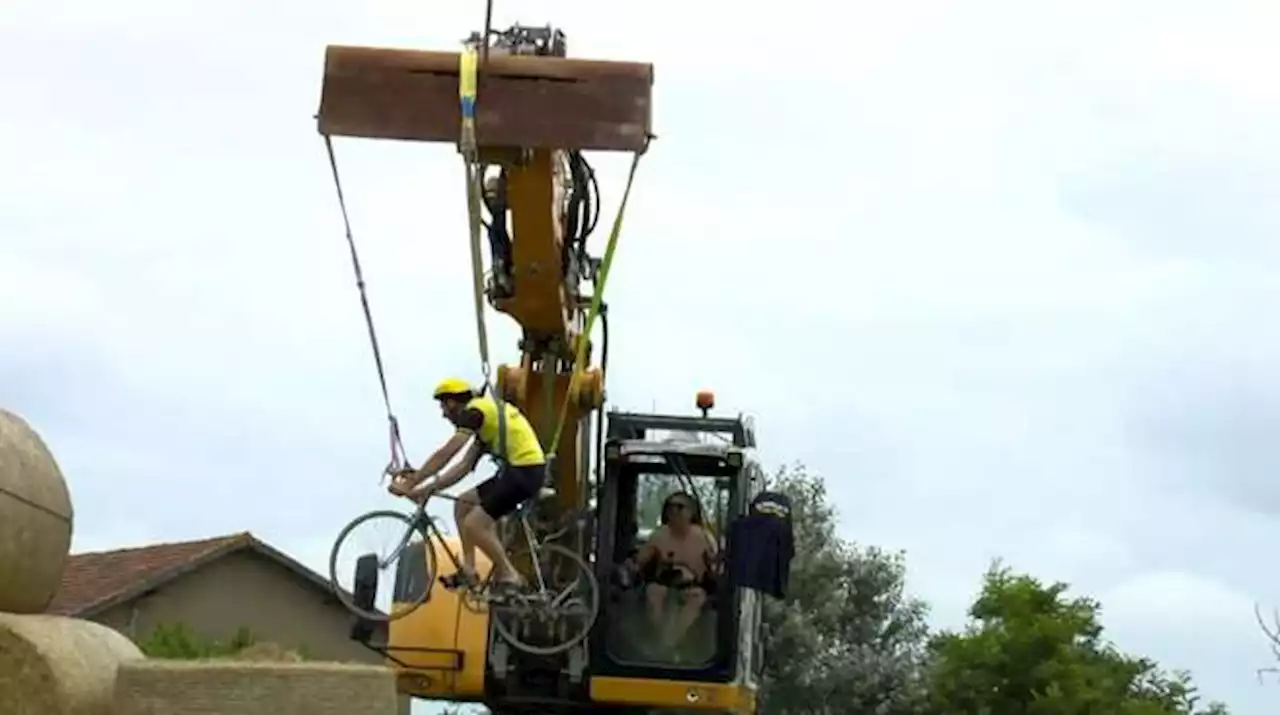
[0,408,74,613]
[114,660,401,715]
[229,642,304,663]
[0,612,144,715]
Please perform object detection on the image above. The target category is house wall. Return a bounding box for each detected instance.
[93,549,413,715]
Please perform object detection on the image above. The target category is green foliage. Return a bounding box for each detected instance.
[555,454,1231,714]
[759,464,932,715]
[137,622,257,659]
[926,564,1229,715]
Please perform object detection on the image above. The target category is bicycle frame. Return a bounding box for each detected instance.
[385,497,553,597]
[332,492,602,658]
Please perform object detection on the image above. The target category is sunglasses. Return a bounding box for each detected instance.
[666,502,691,512]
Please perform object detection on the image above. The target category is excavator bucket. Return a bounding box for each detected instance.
[317,45,653,152]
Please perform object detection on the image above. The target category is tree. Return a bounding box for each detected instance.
[1253,602,1280,684]
[758,464,932,715]
[630,461,930,713]
[926,564,1228,715]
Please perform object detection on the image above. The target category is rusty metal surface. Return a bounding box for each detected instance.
[318,45,653,152]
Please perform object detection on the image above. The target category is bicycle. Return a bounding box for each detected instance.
[328,489,600,656]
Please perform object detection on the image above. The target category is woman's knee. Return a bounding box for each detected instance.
[682,587,707,607]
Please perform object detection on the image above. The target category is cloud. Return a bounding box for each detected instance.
[4,0,1280,713]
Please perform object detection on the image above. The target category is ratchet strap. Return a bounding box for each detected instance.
[457,41,648,476]
[546,146,647,460]
[458,43,510,465]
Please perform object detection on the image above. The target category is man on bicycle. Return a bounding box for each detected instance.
[389,377,546,593]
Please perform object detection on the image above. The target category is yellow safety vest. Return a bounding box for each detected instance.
[465,395,546,467]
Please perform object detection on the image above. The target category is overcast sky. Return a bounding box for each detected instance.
[4,0,1280,712]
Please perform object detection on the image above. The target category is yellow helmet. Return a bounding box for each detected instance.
[432,377,475,400]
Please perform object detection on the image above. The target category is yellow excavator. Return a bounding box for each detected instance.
[318,21,772,714]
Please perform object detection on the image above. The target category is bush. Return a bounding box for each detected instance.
[137,622,262,659]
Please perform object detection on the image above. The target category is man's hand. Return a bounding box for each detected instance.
[406,482,437,504]
[392,466,419,483]
[615,558,641,589]
[387,472,420,497]
[387,479,411,497]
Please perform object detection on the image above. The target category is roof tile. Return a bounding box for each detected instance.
[46,533,251,616]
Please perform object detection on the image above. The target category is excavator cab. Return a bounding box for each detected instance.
[587,408,765,713]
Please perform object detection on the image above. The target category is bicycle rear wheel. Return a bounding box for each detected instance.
[491,543,600,656]
[329,509,436,623]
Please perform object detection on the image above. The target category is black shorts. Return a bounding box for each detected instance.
[475,464,546,519]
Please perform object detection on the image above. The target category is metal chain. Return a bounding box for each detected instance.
[322,134,409,478]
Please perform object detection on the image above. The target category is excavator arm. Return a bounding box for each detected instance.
[318,33,652,514]
[322,28,764,715]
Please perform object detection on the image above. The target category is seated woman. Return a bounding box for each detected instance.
[635,491,719,652]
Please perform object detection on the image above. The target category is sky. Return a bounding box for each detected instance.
[3,0,1280,712]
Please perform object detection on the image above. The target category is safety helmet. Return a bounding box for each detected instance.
[432,377,475,401]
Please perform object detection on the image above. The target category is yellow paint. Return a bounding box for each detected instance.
[590,676,758,714]
[492,149,569,339]
[388,536,492,701]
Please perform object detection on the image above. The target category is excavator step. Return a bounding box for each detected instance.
[317,45,653,152]
[387,646,465,672]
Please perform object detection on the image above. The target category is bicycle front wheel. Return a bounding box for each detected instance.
[328,509,437,623]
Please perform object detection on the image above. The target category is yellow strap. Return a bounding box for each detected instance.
[458,45,479,154]
[547,149,646,455]
[458,43,490,376]
[457,43,507,454]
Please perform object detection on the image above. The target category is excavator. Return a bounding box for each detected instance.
[318,20,774,714]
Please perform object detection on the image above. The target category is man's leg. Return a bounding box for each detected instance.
[644,583,669,625]
[662,586,706,648]
[465,470,535,588]
[454,488,481,574]
[468,466,543,586]
[462,507,521,584]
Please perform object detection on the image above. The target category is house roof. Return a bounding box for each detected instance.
[47,532,350,617]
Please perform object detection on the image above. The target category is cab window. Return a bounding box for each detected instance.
[607,467,729,668]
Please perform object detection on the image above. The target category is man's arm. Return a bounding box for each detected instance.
[636,528,665,567]
[698,527,721,572]
[419,440,485,493]
[409,407,485,484]
[699,526,719,555]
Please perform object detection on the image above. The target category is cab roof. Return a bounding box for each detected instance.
[617,439,739,458]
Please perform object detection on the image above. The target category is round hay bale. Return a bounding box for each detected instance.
[0,408,74,613]
[114,660,401,715]
[0,612,144,715]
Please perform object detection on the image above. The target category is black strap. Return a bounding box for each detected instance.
[322,135,407,472]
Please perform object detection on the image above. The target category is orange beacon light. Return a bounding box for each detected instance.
[696,390,715,417]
